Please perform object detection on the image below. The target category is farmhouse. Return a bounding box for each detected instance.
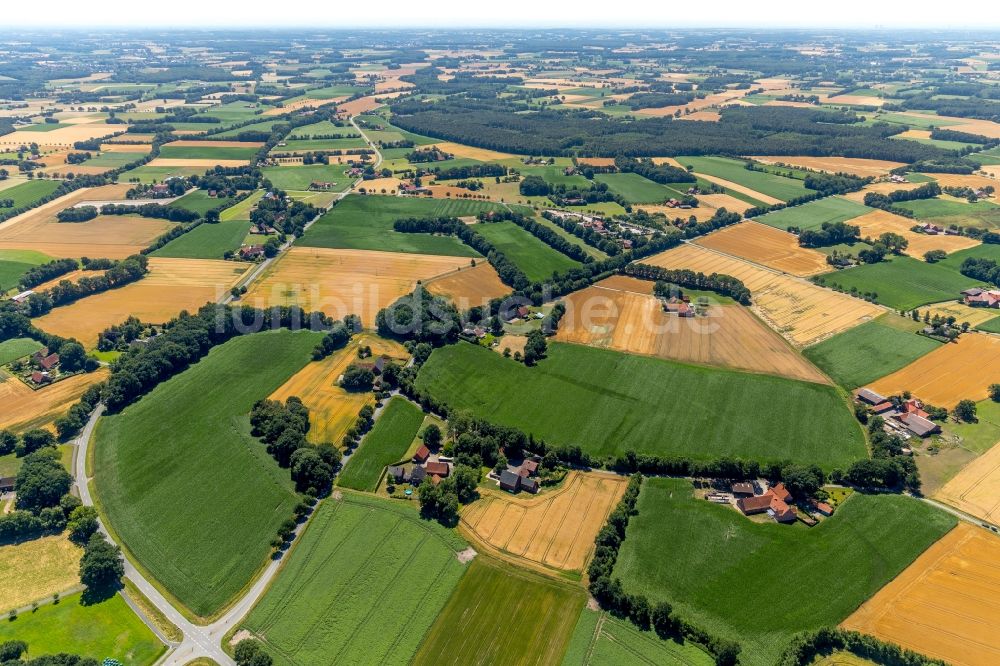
[0,477,14,493]
[239,245,266,260]
[855,388,886,406]
[409,466,427,485]
[519,459,539,477]
[962,288,1000,308]
[413,444,430,464]
[309,181,336,191]
[30,370,52,385]
[735,482,797,523]
[663,298,694,317]
[425,461,450,477]
[36,352,60,371]
[499,469,521,493]
[898,412,941,437]
[388,465,409,483]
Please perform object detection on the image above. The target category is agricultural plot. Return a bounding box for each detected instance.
[592,173,676,203]
[77,148,151,169]
[298,195,498,256]
[0,124,124,148]
[893,197,1000,230]
[755,196,871,232]
[0,368,108,433]
[423,262,510,308]
[851,209,980,257]
[675,156,809,202]
[0,336,43,364]
[473,220,582,282]
[842,523,1000,666]
[416,342,867,469]
[270,331,408,445]
[260,164,351,191]
[119,164,208,183]
[614,478,955,666]
[0,248,51,291]
[0,592,164,665]
[924,299,1000,329]
[337,397,424,491]
[34,258,250,348]
[0,535,82,613]
[158,143,261,162]
[841,181,926,204]
[562,608,713,666]
[239,492,468,666]
[167,189,236,216]
[645,244,883,347]
[803,314,941,389]
[274,137,368,153]
[750,156,904,178]
[936,438,1000,524]
[93,330,319,617]
[460,471,628,574]
[244,247,471,326]
[413,557,585,666]
[694,222,830,276]
[427,141,518,161]
[0,179,61,210]
[869,333,1000,408]
[150,220,251,259]
[555,276,829,384]
[220,190,264,221]
[814,255,978,311]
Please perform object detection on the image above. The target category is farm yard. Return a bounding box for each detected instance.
[93,330,319,617]
[842,523,1000,666]
[460,471,628,574]
[693,221,830,276]
[238,493,468,666]
[416,342,867,469]
[337,396,424,491]
[935,441,1000,524]
[554,276,830,384]
[614,478,955,666]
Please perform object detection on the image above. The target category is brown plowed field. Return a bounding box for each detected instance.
[270,332,408,445]
[936,441,1000,524]
[0,368,108,433]
[459,471,628,573]
[869,333,1000,408]
[841,523,1000,666]
[424,262,510,308]
[851,210,980,257]
[555,275,830,383]
[694,222,830,276]
[643,244,882,346]
[243,247,473,326]
[750,156,905,178]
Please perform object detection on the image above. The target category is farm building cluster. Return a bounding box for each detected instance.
[962,287,1000,309]
[703,480,835,525]
[4,347,65,387]
[855,388,941,438]
[386,442,454,487]
[492,458,542,495]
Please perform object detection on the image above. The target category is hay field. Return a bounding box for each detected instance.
[576,157,616,167]
[0,124,123,148]
[750,156,904,178]
[424,262,509,308]
[842,523,1000,666]
[244,246,472,326]
[0,368,108,432]
[0,535,82,613]
[34,258,249,347]
[936,441,1000,524]
[694,173,783,206]
[852,209,980,257]
[869,334,1000,408]
[354,176,402,193]
[427,142,517,161]
[555,276,829,383]
[270,332,408,445]
[460,471,628,574]
[694,222,830,276]
[146,158,249,168]
[644,244,883,346]
[698,193,755,214]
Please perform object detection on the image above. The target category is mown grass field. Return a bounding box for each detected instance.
[0,592,164,665]
[756,196,872,231]
[977,316,1000,333]
[675,156,809,201]
[413,556,585,666]
[93,330,320,617]
[167,190,236,216]
[561,608,713,666]
[415,343,867,470]
[803,314,941,388]
[150,220,252,259]
[0,248,51,291]
[815,255,979,310]
[0,336,43,364]
[276,138,368,152]
[0,179,61,209]
[240,492,467,666]
[894,197,1000,228]
[158,145,259,161]
[298,194,498,256]
[260,164,351,191]
[288,120,360,139]
[121,165,205,184]
[337,396,425,491]
[614,478,956,666]
[84,150,149,168]
[592,173,675,203]
[213,120,285,138]
[473,220,582,282]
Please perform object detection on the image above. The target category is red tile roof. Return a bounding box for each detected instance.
[413,445,430,463]
[425,461,449,476]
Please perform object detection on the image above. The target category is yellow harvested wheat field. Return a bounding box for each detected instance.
[694,222,830,276]
[697,193,755,215]
[693,173,784,206]
[270,333,408,445]
[750,156,905,178]
[244,247,472,326]
[555,276,829,383]
[33,258,250,347]
[146,158,250,168]
[0,535,83,613]
[0,124,124,148]
[869,334,1000,409]
[851,210,980,257]
[0,368,108,432]
[644,244,883,346]
[424,263,509,308]
[427,142,518,161]
[936,441,1000,524]
[842,181,925,203]
[842,523,1000,666]
[459,471,628,574]
[923,173,999,190]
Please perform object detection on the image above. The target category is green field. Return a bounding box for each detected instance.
[302,84,364,99]
[815,255,979,310]
[168,190,236,216]
[158,144,258,161]
[977,316,1000,333]
[213,120,286,138]
[0,336,44,364]
[415,342,868,470]
[0,248,51,291]
[150,220,252,259]
[121,165,206,184]
[337,397,424,491]
[93,330,320,617]
[945,399,1000,454]
[562,608,713,666]
[675,156,809,201]
[0,179,61,210]
[413,556,585,666]
[937,243,1000,271]
[220,190,264,221]
[534,214,607,259]
[0,592,164,665]
[260,164,351,191]
[893,197,1000,229]
[755,196,872,231]
[614,478,956,666]
[240,492,467,666]
[298,195,499,256]
[593,173,676,203]
[275,138,368,153]
[0,444,73,477]
[803,314,941,388]
[473,220,582,282]
[82,150,150,168]
[288,121,360,139]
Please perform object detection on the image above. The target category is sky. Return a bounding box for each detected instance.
[5,0,1000,30]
